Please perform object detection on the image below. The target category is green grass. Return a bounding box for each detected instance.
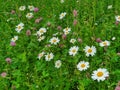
[0,0,120,90]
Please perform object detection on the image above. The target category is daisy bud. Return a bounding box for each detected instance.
[10,42,16,46]
[26,30,31,36]
[73,9,78,17]
[1,72,7,78]
[5,58,11,63]
[112,37,116,40]
[57,26,62,30]
[77,38,82,43]
[62,34,66,39]
[34,7,39,12]
[96,38,102,43]
[47,22,51,27]
[73,19,78,26]
[11,10,15,14]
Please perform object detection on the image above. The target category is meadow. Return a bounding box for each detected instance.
[0,0,120,90]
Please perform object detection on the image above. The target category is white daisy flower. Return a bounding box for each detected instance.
[77,61,89,71]
[70,39,76,44]
[55,60,62,68]
[38,52,45,60]
[26,13,33,19]
[15,23,24,33]
[37,28,46,36]
[59,12,66,19]
[115,16,120,22]
[108,5,112,9]
[38,36,45,42]
[19,6,26,11]
[45,53,54,61]
[99,40,110,47]
[28,5,34,11]
[83,46,96,57]
[91,68,109,82]
[49,37,60,45]
[63,27,71,35]
[69,46,79,56]
[11,36,18,42]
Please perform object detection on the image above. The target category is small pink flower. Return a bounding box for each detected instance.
[26,30,31,36]
[115,81,120,90]
[1,72,7,78]
[47,22,51,27]
[10,42,16,46]
[57,26,62,30]
[96,38,102,43]
[115,21,119,25]
[73,19,78,26]
[115,86,120,90]
[77,38,82,43]
[62,34,66,39]
[73,9,78,17]
[34,7,39,12]
[35,17,43,23]
[5,58,11,63]
[11,10,15,14]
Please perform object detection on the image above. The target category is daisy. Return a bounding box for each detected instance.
[11,36,18,42]
[115,16,120,22]
[38,36,45,42]
[49,37,60,45]
[59,12,66,19]
[45,53,54,61]
[28,5,34,11]
[55,60,62,68]
[99,40,110,47]
[83,46,96,57]
[15,23,24,33]
[37,28,46,36]
[38,52,45,60]
[77,61,89,71]
[91,68,109,82]
[70,39,76,44]
[19,6,26,11]
[26,13,33,19]
[69,46,79,56]
[63,27,71,35]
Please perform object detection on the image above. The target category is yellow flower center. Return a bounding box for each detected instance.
[87,48,92,53]
[72,49,76,53]
[97,72,103,77]
[18,26,21,29]
[57,63,60,66]
[81,64,85,68]
[53,39,57,43]
[48,55,51,58]
[40,30,44,33]
[118,16,120,20]
[103,42,107,46]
